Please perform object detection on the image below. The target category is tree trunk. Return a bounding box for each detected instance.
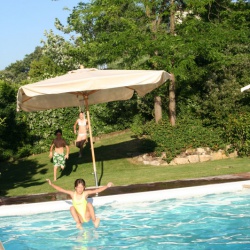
[170,0,175,35]
[169,0,176,126]
[154,96,162,123]
[169,74,176,126]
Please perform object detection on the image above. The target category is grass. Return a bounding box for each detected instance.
[1,130,250,197]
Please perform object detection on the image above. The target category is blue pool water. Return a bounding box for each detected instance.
[1,190,250,250]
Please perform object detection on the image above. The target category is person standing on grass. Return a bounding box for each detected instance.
[46,178,113,230]
[73,112,88,158]
[49,129,69,181]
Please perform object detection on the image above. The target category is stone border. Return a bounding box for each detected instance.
[135,147,238,166]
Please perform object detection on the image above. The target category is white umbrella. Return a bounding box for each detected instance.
[241,84,250,92]
[17,68,171,186]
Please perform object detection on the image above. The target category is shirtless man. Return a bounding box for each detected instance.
[49,129,69,181]
[73,112,88,158]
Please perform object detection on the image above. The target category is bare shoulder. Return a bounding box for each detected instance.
[67,190,75,198]
[83,189,94,197]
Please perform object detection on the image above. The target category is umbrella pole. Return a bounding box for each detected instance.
[84,96,99,187]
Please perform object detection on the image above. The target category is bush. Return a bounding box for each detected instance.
[223,112,250,156]
[139,117,226,163]
[130,114,145,136]
[16,145,32,159]
[0,148,14,162]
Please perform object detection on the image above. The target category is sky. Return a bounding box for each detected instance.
[0,0,85,70]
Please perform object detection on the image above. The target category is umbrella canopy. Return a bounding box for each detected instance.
[17,68,171,187]
[17,68,170,112]
[241,84,250,92]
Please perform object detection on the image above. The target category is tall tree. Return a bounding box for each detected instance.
[0,47,43,84]
[57,0,190,125]
[175,0,250,125]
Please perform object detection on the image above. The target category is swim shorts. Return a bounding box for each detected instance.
[53,152,65,167]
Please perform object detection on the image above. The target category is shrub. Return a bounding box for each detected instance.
[0,148,14,162]
[140,117,225,163]
[223,112,250,156]
[130,114,145,136]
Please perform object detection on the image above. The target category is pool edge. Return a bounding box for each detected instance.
[1,180,250,217]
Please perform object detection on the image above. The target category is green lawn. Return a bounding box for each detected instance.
[1,130,250,197]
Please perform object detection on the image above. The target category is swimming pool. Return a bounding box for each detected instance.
[1,181,250,249]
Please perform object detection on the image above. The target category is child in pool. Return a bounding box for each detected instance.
[46,178,113,229]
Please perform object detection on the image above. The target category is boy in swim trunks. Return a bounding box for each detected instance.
[46,178,113,230]
[49,129,69,181]
[73,112,88,158]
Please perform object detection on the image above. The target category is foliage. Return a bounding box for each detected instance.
[0,82,30,161]
[28,56,65,80]
[223,112,250,156]
[140,117,225,163]
[1,0,250,162]
[90,97,138,135]
[41,30,79,71]
[0,47,43,84]
[176,0,250,126]
[131,114,146,136]
[0,117,6,126]
[19,108,79,155]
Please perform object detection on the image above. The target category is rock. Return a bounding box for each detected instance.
[187,155,199,163]
[199,155,211,162]
[160,161,169,166]
[137,156,144,162]
[228,151,238,158]
[174,157,189,165]
[196,148,206,154]
[136,146,237,166]
[211,152,224,161]
[169,160,177,165]
[161,152,167,159]
[142,154,153,161]
[185,148,196,155]
[150,160,161,166]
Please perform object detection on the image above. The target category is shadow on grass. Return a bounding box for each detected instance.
[57,137,156,183]
[77,137,156,163]
[0,159,47,197]
[0,136,155,194]
[56,153,79,180]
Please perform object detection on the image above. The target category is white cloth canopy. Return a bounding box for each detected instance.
[17,68,171,112]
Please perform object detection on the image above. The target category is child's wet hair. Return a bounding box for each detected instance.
[74,178,86,188]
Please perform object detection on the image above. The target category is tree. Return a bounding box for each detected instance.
[0,81,30,161]
[175,0,250,126]
[28,55,64,80]
[56,0,191,126]
[41,30,79,71]
[0,47,43,84]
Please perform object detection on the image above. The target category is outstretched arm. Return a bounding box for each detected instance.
[46,179,73,198]
[73,120,78,134]
[65,145,70,159]
[49,142,54,158]
[85,182,113,196]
